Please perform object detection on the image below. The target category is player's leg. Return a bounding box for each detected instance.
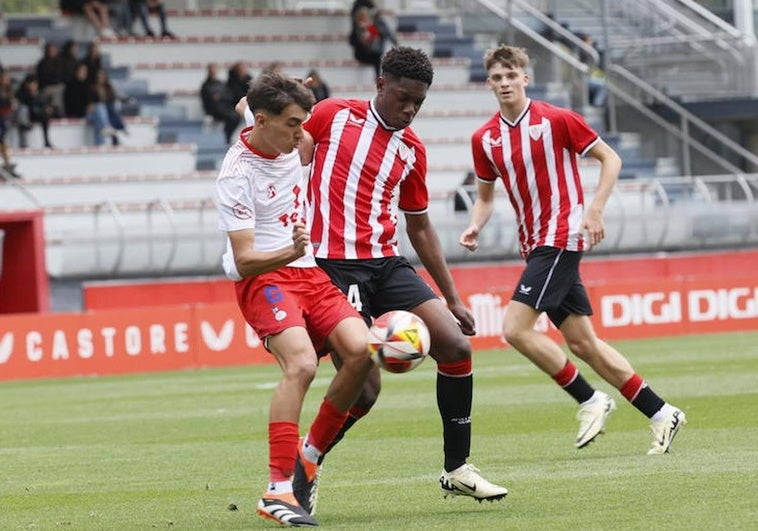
[293,271,374,515]
[234,272,318,526]
[312,258,382,457]
[257,327,320,527]
[376,258,507,502]
[561,315,686,454]
[506,247,614,448]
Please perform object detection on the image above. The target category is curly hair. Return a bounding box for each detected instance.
[381,46,434,85]
[246,72,315,115]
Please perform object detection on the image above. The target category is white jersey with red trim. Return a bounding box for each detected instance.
[471,99,599,258]
[217,126,315,280]
[303,98,429,260]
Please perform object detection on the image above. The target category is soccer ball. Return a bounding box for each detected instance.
[367,310,431,373]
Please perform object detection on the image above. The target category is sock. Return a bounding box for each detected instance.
[621,374,666,418]
[322,405,370,462]
[269,421,299,482]
[437,359,473,472]
[266,480,293,496]
[305,398,349,462]
[553,360,595,404]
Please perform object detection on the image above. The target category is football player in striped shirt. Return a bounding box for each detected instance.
[459,44,686,455]
[292,46,508,512]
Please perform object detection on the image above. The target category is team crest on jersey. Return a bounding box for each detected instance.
[266,184,277,199]
[232,203,252,220]
[398,143,414,161]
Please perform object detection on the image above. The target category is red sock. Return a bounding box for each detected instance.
[620,373,645,401]
[437,358,473,376]
[269,421,299,482]
[307,398,349,453]
[552,360,578,387]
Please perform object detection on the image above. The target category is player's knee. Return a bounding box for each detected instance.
[284,358,318,387]
[430,332,471,363]
[565,336,596,359]
[502,322,524,348]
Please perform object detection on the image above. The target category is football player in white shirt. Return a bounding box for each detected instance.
[217,72,373,527]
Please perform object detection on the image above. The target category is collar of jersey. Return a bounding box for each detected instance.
[369,98,400,131]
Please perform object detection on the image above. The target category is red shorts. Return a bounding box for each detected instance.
[234,266,360,353]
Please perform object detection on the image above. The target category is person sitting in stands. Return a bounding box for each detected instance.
[200,63,241,144]
[128,0,176,39]
[0,69,21,178]
[59,0,116,38]
[15,74,55,149]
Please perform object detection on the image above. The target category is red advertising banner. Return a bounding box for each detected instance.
[1,251,756,381]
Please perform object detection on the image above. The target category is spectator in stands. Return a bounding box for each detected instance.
[60,40,81,84]
[106,0,134,37]
[82,41,104,83]
[200,63,240,144]
[226,61,252,104]
[306,68,330,102]
[576,32,608,107]
[0,69,21,178]
[348,5,396,79]
[59,0,116,38]
[35,42,65,118]
[350,0,397,45]
[64,61,90,118]
[15,74,55,149]
[86,68,127,146]
[128,0,176,39]
[453,171,476,212]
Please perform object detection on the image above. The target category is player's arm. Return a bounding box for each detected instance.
[459,177,496,252]
[584,139,622,248]
[404,212,476,336]
[227,223,310,278]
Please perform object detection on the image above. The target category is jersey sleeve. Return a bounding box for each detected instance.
[216,173,256,232]
[562,109,599,156]
[471,127,499,182]
[303,98,341,141]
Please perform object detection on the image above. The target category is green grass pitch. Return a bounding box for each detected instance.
[1,331,757,530]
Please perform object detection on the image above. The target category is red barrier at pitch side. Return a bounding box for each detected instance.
[1,250,756,381]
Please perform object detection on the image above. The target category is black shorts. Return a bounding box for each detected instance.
[511,246,593,327]
[316,256,438,323]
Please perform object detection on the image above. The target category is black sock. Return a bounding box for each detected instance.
[631,385,666,418]
[563,374,596,404]
[437,373,472,472]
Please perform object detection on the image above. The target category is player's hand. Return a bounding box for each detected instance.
[459,225,480,252]
[583,209,605,250]
[449,301,476,336]
[292,222,310,256]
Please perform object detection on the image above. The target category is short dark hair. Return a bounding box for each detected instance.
[246,72,315,115]
[381,46,434,86]
[484,45,530,71]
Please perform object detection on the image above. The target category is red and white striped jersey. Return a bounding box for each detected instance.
[471,99,599,258]
[303,98,428,259]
